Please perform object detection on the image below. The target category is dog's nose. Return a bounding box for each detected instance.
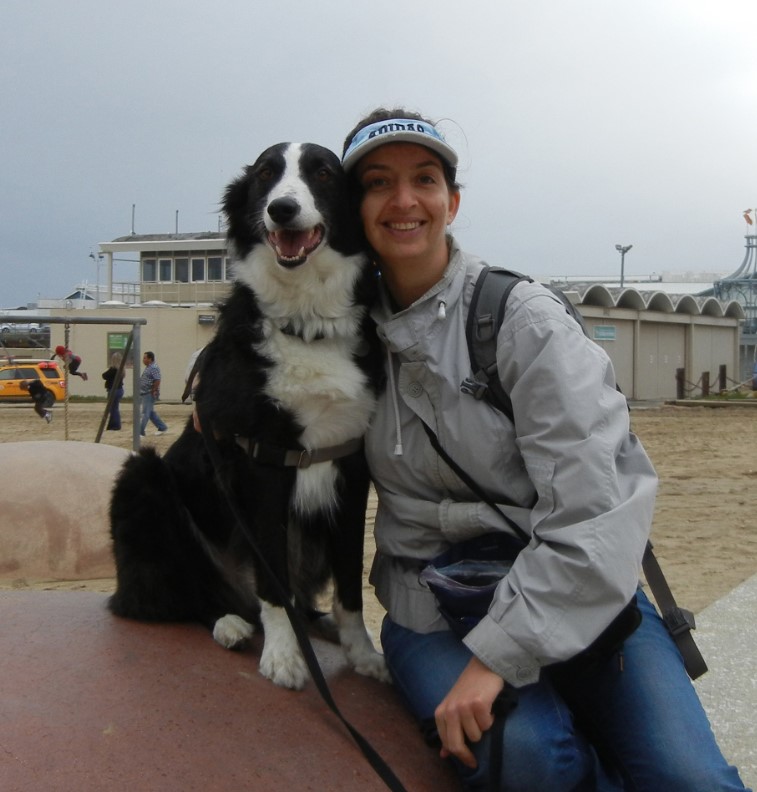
[267,197,300,225]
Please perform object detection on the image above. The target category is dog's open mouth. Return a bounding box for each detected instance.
[267,226,324,268]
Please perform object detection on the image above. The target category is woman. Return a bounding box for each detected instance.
[102,352,124,430]
[341,108,748,791]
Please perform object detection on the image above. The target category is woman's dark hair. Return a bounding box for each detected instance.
[342,107,460,190]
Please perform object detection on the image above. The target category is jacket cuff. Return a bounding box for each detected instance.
[463,613,541,688]
[438,499,485,542]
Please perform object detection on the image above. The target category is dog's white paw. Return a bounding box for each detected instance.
[259,603,308,690]
[259,641,309,690]
[350,645,391,683]
[335,604,391,684]
[213,614,255,649]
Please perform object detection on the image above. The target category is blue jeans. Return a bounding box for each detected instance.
[140,393,167,434]
[381,589,749,791]
[107,386,124,430]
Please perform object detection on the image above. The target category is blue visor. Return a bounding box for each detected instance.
[342,118,458,173]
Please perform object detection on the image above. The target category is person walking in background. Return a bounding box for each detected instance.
[139,351,168,436]
[102,352,125,431]
[52,345,88,381]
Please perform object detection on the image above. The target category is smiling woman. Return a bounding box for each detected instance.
[338,106,751,791]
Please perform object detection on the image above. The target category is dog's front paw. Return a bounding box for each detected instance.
[259,603,308,689]
[350,647,391,684]
[213,614,255,649]
[259,637,308,690]
[335,604,392,684]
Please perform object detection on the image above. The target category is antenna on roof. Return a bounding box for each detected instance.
[130,204,136,236]
[175,210,179,235]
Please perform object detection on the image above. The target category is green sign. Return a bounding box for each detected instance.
[107,332,134,367]
[593,325,617,342]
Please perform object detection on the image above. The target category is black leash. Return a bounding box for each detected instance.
[196,409,408,792]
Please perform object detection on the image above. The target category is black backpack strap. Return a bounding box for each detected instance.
[642,542,708,679]
[461,267,531,421]
[460,266,706,680]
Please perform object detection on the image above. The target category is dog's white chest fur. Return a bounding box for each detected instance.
[260,325,375,515]
[263,329,375,443]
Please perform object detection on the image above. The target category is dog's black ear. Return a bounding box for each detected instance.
[223,168,255,255]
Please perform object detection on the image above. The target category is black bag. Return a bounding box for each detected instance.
[419,533,523,639]
[420,533,641,672]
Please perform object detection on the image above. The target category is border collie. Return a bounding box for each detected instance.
[109,143,388,690]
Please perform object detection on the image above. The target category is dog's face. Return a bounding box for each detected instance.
[223,143,362,270]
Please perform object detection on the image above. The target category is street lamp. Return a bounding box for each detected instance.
[89,252,104,306]
[615,244,633,288]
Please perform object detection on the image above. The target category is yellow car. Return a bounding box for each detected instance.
[0,360,67,402]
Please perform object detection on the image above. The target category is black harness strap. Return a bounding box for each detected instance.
[196,405,408,792]
[234,435,364,469]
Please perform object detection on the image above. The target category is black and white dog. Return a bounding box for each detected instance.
[109,143,388,690]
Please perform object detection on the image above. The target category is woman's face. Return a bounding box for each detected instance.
[356,142,460,277]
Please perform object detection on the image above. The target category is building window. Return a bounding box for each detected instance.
[192,258,205,282]
[142,258,156,282]
[159,259,172,281]
[208,256,223,282]
[175,258,189,283]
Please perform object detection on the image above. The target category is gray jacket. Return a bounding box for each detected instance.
[365,239,657,687]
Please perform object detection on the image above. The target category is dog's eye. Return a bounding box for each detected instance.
[257,166,274,181]
[316,167,332,183]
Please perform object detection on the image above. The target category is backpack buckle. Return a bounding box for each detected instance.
[460,377,488,400]
[663,607,696,638]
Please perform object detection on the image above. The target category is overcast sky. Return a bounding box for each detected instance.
[2,0,756,308]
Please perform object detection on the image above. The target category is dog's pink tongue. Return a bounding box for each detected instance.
[272,230,313,258]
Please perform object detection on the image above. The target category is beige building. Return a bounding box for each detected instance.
[7,232,744,405]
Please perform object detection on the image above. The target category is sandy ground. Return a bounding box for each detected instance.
[1,400,756,633]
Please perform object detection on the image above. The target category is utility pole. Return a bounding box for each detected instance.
[615,244,633,288]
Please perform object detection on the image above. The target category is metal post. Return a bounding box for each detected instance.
[132,323,142,451]
[676,368,685,400]
[615,244,633,288]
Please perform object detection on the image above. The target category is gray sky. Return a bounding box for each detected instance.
[2,0,756,308]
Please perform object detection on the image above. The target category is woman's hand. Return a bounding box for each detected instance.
[434,656,505,768]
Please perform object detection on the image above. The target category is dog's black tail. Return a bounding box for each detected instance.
[108,447,258,629]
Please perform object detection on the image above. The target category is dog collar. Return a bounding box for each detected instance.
[234,436,363,468]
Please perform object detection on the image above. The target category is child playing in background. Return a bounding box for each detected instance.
[53,345,88,381]
[21,379,54,423]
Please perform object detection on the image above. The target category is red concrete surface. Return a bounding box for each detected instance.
[0,591,459,792]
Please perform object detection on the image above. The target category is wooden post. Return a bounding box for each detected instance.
[718,365,727,392]
[676,368,685,399]
[702,371,710,397]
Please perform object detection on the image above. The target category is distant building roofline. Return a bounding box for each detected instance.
[99,232,227,254]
